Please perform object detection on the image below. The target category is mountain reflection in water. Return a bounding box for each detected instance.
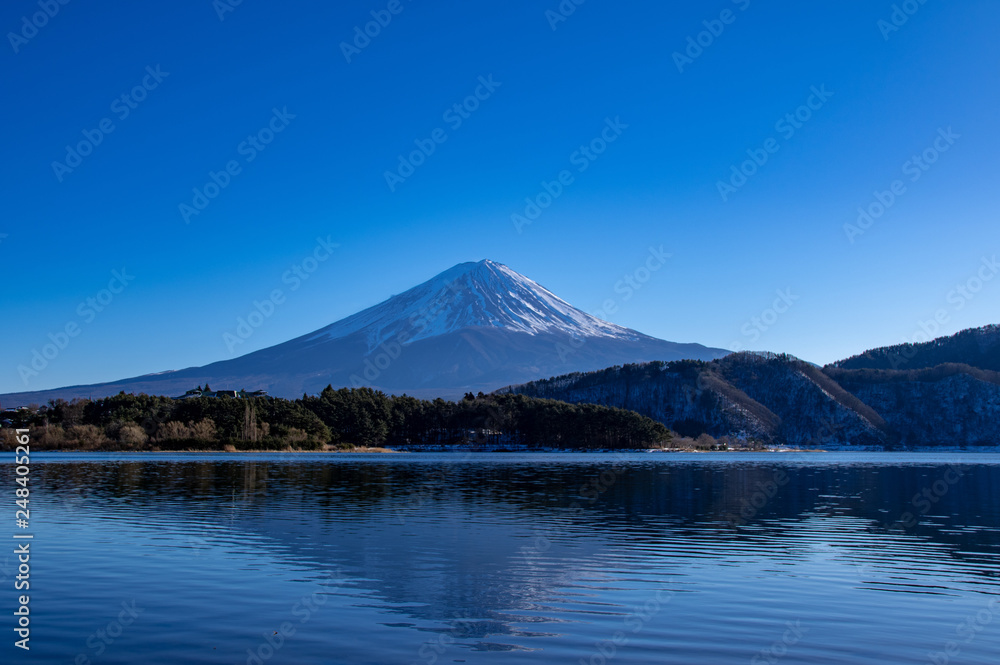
[10,452,1000,665]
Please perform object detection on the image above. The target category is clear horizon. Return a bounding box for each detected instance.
[2,0,998,394]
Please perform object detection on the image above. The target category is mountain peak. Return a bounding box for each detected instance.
[437,258,513,282]
[308,259,642,351]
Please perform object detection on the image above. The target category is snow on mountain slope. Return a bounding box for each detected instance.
[307,260,642,351]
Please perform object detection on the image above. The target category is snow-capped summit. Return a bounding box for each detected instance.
[310,259,640,351]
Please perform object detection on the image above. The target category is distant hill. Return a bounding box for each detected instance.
[831,325,1000,372]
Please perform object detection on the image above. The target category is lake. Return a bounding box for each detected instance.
[4,452,1000,664]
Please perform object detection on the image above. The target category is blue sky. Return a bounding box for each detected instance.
[2,0,998,394]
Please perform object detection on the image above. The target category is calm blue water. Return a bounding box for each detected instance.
[3,452,1000,664]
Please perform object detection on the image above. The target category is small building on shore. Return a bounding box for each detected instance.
[175,388,270,400]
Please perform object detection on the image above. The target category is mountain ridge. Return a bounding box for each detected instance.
[831,324,1000,372]
[502,328,1000,447]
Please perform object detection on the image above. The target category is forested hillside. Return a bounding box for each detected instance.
[833,325,1000,371]
[0,388,670,451]
[504,343,1000,448]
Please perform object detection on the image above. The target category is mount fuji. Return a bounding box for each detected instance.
[1,260,729,405]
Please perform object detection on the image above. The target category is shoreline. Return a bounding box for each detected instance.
[11,446,1000,455]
